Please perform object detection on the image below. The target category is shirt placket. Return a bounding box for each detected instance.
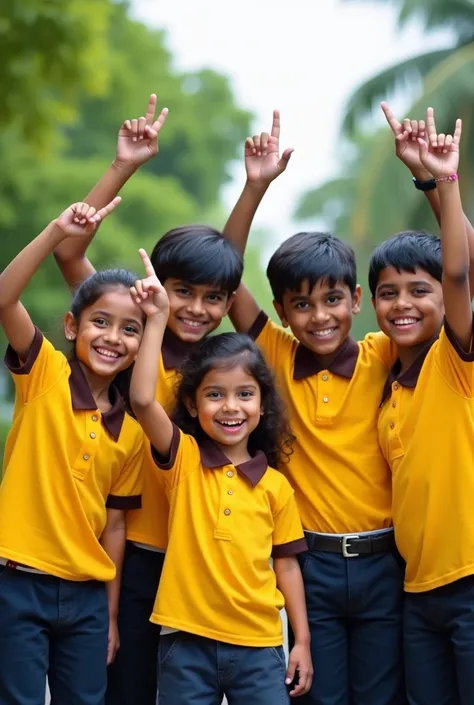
[214,465,234,541]
[72,412,102,480]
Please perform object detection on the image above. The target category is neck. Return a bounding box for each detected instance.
[78,361,114,410]
[397,339,432,375]
[216,439,251,466]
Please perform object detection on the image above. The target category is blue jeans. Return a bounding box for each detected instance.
[404,575,474,705]
[105,542,164,705]
[292,549,406,705]
[158,632,289,704]
[0,565,108,705]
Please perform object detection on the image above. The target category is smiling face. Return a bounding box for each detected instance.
[64,287,144,380]
[163,278,233,342]
[372,267,444,350]
[274,279,361,363]
[188,363,262,457]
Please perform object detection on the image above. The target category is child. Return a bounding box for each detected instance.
[0,198,144,704]
[370,110,474,704]
[129,249,313,704]
[222,112,404,705]
[53,97,244,705]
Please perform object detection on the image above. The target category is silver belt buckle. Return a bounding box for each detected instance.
[342,534,360,558]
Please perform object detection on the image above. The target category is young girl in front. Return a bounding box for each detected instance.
[0,198,144,705]
[130,249,313,705]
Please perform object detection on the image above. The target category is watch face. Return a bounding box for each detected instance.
[414,178,436,191]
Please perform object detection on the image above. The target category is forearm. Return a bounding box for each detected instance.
[0,222,65,309]
[130,314,167,408]
[274,557,310,645]
[223,181,268,255]
[439,181,468,279]
[101,524,126,620]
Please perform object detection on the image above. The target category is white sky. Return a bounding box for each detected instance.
[132,0,450,247]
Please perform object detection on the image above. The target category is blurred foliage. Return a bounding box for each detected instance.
[297,0,474,339]
[0,0,272,416]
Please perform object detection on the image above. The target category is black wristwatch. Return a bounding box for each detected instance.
[413,177,437,191]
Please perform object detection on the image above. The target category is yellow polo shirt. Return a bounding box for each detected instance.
[150,426,306,646]
[126,329,193,550]
[0,329,143,582]
[250,312,395,533]
[378,321,474,592]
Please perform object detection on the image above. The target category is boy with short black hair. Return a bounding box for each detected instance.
[223,113,404,705]
[54,97,243,705]
[370,109,474,705]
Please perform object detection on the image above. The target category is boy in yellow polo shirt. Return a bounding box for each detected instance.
[370,110,474,705]
[222,113,403,705]
[53,98,244,705]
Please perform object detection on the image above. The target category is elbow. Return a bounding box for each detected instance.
[130,394,154,417]
[444,266,469,286]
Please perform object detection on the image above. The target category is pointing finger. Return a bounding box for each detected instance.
[138,248,156,278]
[453,118,462,146]
[150,107,169,135]
[271,109,280,139]
[145,94,157,125]
[426,107,437,147]
[381,102,402,136]
[93,196,122,222]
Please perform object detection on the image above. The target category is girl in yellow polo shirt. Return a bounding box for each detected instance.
[129,249,312,705]
[0,199,145,705]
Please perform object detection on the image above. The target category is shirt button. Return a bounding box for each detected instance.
[321,374,328,381]
[90,432,96,439]
[92,415,98,422]
[390,423,395,430]
[83,454,90,461]
[227,489,234,496]
[323,396,329,403]
[224,508,231,516]
[393,383,399,391]
[226,470,234,478]
[391,402,396,408]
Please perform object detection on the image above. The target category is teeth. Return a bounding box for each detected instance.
[311,328,336,338]
[393,318,418,326]
[95,348,119,358]
[219,420,244,426]
[181,319,204,328]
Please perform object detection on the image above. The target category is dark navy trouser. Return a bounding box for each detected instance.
[291,548,406,705]
[158,632,290,704]
[105,541,164,705]
[404,574,474,705]
[0,565,108,705]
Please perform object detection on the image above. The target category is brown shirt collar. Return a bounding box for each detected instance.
[381,336,438,405]
[68,358,125,441]
[161,327,196,370]
[199,439,268,487]
[293,336,359,381]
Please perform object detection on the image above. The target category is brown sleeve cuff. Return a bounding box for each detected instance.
[272,537,308,558]
[444,314,474,361]
[4,327,43,374]
[106,494,142,510]
[247,310,268,340]
[151,423,180,469]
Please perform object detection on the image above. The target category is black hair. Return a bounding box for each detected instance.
[267,232,357,304]
[150,225,243,296]
[368,230,442,297]
[70,268,142,411]
[172,333,294,468]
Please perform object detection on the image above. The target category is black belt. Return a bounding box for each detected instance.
[304,530,395,558]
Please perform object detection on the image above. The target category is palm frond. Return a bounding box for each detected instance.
[398,0,474,36]
[342,49,452,136]
[295,177,355,220]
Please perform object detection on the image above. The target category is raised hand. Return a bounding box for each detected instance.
[55,197,121,238]
[417,107,462,179]
[245,110,294,187]
[381,102,429,176]
[130,249,170,319]
[116,94,169,168]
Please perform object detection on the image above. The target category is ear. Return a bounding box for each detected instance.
[371,296,376,311]
[223,291,236,316]
[64,312,78,342]
[272,301,289,328]
[351,285,362,315]
[184,396,198,418]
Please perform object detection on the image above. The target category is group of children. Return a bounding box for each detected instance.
[0,93,472,705]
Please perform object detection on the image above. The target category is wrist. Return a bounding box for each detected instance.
[410,167,433,182]
[244,179,270,196]
[111,158,138,177]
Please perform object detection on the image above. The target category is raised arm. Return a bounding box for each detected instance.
[129,249,174,456]
[382,102,474,295]
[224,110,293,333]
[54,94,169,289]
[418,110,471,348]
[0,198,121,360]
